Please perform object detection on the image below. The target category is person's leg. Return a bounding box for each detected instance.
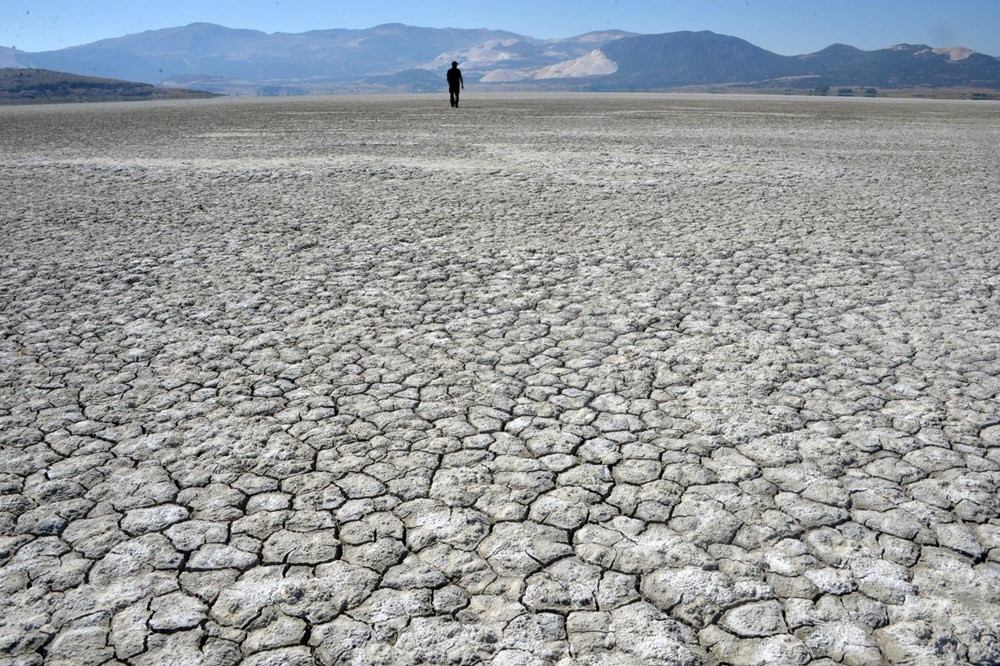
[454,89,460,107]
[449,89,457,107]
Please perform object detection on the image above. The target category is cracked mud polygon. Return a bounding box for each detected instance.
[1,94,999,665]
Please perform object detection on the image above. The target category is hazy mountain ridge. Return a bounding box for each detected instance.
[600,31,794,86]
[8,23,1000,95]
[588,32,1000,90]
[784,41,1000,88]
[13,23,624,87]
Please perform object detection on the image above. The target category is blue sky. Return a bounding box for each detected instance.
[3,0,999,55]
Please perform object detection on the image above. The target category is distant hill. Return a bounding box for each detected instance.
[0,68,221,104]
[592,32,1000,90]
[600,31,794,87]
[790,42,1000,88]
[8,23,1000,95]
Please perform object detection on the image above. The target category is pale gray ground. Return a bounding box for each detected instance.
[1,93,999,665]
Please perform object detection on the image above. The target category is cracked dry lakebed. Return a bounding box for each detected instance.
[1,93,999,665]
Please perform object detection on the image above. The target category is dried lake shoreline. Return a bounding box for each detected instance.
[1,94,999,664]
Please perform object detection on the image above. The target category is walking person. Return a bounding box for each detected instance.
[447,61,464,108]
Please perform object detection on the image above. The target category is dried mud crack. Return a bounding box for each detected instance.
[1,93,999,665]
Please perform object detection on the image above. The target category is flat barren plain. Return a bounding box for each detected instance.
[1,93,999,665]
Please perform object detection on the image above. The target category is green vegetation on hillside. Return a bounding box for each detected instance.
[0,68,221,104]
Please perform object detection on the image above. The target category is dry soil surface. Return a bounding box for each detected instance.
[1,93,1000,665]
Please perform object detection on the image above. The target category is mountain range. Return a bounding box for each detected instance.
[4,23,999,96]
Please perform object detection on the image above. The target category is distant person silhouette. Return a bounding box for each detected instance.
[447,61,464,108]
